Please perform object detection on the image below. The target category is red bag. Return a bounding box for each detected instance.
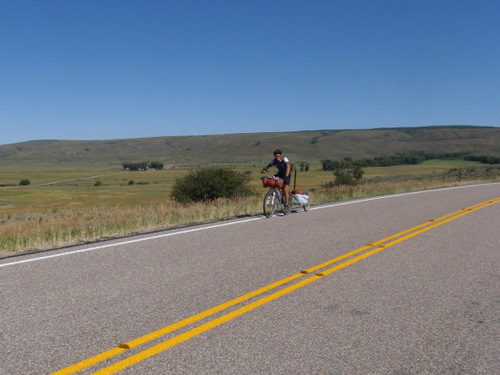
[262,178,283,189]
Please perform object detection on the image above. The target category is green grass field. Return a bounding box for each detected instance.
[0,160,486,216]
[2,124,498,255]
[1,160,497,255]
[362,159,483,178]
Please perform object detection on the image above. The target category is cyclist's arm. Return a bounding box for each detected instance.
[261,161,273,173]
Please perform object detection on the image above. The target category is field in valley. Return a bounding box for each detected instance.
[1,159,497,256]
[1,160,487,215]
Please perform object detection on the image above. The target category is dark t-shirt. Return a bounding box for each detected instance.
[270,156,290,184]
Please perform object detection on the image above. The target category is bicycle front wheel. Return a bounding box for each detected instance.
[263,190,277,218]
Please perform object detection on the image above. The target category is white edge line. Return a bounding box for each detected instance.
[1,183,498,268]
[311,182,498,210]
[0,217,261,268]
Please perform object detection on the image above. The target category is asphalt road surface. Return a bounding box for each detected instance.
[1,183,499,375]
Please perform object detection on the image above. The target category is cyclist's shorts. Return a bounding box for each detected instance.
[275,174,291,186]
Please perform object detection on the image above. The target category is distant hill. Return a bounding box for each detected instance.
[1,126,499,167]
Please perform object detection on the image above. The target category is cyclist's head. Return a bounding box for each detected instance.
[273,149,282,156]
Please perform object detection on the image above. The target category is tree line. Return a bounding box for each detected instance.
[321,152,499,171]
[122,161,164,171]
[463,155,500,164]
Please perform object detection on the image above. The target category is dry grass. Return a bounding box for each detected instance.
[2,177,498,257]
[1,163,498,257]
[0,196,263,255]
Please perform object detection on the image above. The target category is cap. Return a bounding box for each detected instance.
[273,149,282,155]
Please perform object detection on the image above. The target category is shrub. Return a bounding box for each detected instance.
[19,179,31,186]
[298,161,310,172]
[333,165,364,186]
[321,158,364,187]
[171,167,253,203]
[94,180,102,187]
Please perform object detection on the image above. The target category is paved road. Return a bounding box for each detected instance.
[1,184,499,374]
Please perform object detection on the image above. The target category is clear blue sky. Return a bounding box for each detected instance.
[1,0,499,145]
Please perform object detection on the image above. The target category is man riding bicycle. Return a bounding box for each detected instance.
[261,149,291,207]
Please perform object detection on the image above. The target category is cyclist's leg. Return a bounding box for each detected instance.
[283,175,291,206]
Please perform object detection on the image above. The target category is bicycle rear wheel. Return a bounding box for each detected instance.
[302,195,310,212]
[263,190,277,218]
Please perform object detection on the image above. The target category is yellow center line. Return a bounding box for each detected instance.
[52,198,499,374]
[319,198,500,278]
[92,198,499,374]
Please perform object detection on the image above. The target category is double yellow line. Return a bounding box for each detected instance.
[53,198,499,374]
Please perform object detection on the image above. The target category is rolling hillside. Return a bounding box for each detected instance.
[1,126,499,167]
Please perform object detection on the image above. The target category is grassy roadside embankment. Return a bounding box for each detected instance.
[1,161,498,257]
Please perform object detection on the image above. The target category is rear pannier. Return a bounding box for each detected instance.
[291,193,309,205]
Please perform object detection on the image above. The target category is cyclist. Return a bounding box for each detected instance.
[261,149,291,207]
